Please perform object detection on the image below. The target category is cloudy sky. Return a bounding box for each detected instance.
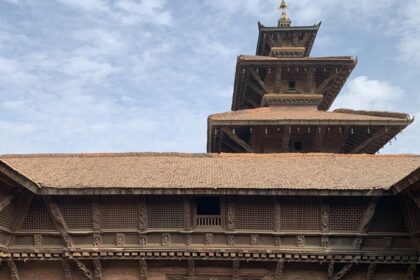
[0,0,419,154]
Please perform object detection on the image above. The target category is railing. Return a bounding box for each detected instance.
[196,215,222,227]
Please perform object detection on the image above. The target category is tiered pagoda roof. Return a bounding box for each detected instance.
[207,4,413,154]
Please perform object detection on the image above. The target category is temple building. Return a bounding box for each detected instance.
[0,1,419,279]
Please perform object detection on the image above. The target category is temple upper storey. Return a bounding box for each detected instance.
[256,1,320,58]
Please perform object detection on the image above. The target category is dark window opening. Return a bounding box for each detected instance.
[197,197,221,215]
[294,141,303,151]
[288,80,296,90]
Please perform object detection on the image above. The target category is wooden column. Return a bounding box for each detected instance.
[139,196,148,232]
[227,197,235,231]
[367,263,376,280]
[7,261,19,280]
[140,259,148,280]
[62,260,72,280]
[184,196,192,231]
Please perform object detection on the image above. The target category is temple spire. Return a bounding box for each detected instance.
[278,0,291,27]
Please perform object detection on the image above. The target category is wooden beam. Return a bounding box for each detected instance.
[350,128,388,154]
[0,194,15,213]
[246,79,265,98]
[275,261,284,280]
[250,68,269,93]
[93,260,103,280]
[140,259,147,280]
[44,196,74,248]
[7,261,20,280]
[367,263,376,280]
[233,260,240,280]
[75,260,93,280]
[221,128,253,153]
[316,70,340,95]
[62,260,72,280]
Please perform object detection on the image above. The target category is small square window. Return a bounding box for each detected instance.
[294,141,303,151]
[288,80,296,90]
[196,197,220,215]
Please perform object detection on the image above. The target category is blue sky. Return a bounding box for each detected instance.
[0,0,419,154]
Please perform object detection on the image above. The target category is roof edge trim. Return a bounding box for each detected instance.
[0,160,40,194]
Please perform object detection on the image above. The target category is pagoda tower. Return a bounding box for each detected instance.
[207,1,413,154]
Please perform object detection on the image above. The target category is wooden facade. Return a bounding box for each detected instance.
[0,1,419,279]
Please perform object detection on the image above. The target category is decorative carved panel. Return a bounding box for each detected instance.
[162,233,171,246]
[147,196,184,229]
[101,196,139,229]
[116,233,125,247]
[280,197,321,231]
[235,197,274,230]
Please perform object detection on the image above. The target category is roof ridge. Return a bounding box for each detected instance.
[1,152,419,159]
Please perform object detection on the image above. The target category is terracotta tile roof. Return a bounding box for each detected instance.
[0,153,419,191]
[209,107,412,125]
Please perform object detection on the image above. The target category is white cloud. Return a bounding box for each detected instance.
[333,76,404,111]
[2,0,19,4]
[56,0,108,12]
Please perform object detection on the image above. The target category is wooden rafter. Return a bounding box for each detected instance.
[333,264,353,280]
[221,128,253,153]
[250,68,269,93]
[246,79,265,98]
[140,259,147,280]
[93,259,103,280]
[399,195,420,251]
[351,128,388,154]
[44,196,74,248]
[7,260,20,280]
[75,260,93,280]
[316,69,340,95]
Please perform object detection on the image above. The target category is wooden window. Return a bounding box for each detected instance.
[279,197,321,231]
[0,196,18,230]
[235,197,274,230]
[21,197,55,230]
[100,196,139,229]
[56,196,92,230]
[288,80,296,90]
[369,197,408,233]
[329,197,369,232]
[147,196,184,229]
[196,196,222,227]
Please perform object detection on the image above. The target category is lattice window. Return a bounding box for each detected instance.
[147,196,184,229]
[0,195,18,230]
[21,197,56,230]
[329,197,369,232]
[369,197,408,233]
[235,197,274,230]
[56,196,92,230]
[100,196,139,229]
[280,197,321,231]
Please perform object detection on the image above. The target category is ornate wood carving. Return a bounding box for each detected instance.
[321,201,329,232]
[44,196,74,247]
[407,264,417,280]
[384,237,393,250]
[62,260,72,280]
[333,264,353,280]
[0,194,15,213]
[34,234,42,247]
[93,234,102,247]
[297,235,305,247]
[275,237,282,247]
[313,126,326,152]
[327,262,334,280]
[233,260,240,280]
[206,233,214,245]
[185,234,192,246]
[162,233,170,246]
[275,198,281,232]
[75,260,93,280]
[116,233,125,247]
[321,237,329,248]
[227,235,235,246]
[367,263,376,280]
[188,259,195,278]
[227,199,235,231]
[139,259,147,280]
[251,234,258,245]
[93,259,103,280]
[139,196,147,231]
[184,196,192,231]
[139,234,147,246]
[353,237,364,250]
[275,261,284,280]
[316,70,340,95]
[7,260,19,280]
[92,198,101,231]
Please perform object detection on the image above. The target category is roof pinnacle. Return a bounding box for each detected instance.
[278,0,291,27]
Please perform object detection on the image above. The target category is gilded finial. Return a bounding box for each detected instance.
[278,0,291,27]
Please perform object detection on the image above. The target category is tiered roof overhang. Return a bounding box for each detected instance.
[231,55,357,111]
